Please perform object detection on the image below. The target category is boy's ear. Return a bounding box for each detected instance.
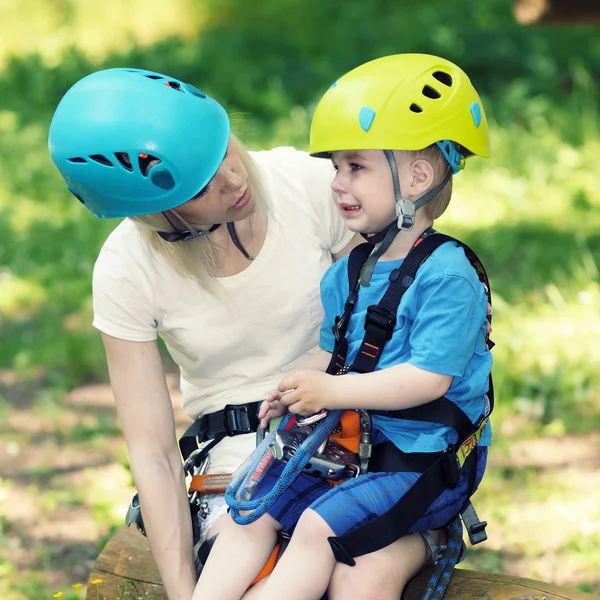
[411,159,436,191]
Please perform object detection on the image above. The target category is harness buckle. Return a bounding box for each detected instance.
[442,448,461,489]
[396,198,416,231]
[332,320,341,342]
[364,305,396,340]
[223,404,253,436]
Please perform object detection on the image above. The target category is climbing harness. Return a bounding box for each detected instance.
[323,228,492,565]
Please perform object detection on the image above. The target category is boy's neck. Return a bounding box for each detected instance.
[377,215,434,261]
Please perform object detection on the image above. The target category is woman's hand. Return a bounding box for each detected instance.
[277,370,340,415]
[258,389,289,429]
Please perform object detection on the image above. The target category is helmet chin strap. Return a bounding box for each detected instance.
[227,221,254,260]
[358,150,451,287]
[158,210,254,260]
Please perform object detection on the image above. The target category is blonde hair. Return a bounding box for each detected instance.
[400,144,454,220]
[129,135,269,290]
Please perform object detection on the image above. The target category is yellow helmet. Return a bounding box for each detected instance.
[309,54,490,163]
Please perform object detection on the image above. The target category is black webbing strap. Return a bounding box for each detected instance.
[351,230,449,373]
[326,242,374,375]
[371,397,475,443]
[328,449,478,565]
[350,230,494,374]
[178,401,261,462]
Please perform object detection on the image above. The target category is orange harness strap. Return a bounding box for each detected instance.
[189,473,233,495]
[330,409,361,453]
[250,534,283,585]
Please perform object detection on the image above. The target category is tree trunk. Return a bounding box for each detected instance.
[514,0,600,24]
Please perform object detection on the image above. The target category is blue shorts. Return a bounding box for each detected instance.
[255,445,488,537]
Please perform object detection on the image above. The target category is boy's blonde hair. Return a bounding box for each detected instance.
[129,135,269,290]
[400,144,454,220]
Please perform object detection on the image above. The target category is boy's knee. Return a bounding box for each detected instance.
[329,533,431,599]
[293,509,333,543]
[329,562,401,600]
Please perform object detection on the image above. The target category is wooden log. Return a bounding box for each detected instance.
[87,526,599,600]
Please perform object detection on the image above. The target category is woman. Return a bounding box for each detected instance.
[48,67,447,600]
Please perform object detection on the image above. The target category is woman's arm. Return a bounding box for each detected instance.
[101,333,197,600]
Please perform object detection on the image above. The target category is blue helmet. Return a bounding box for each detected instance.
[48,68,230,218]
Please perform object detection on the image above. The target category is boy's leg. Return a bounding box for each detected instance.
[193,464,331,600]
[259,508,338,600]
[328,529,447,600]
[192,512,280,600]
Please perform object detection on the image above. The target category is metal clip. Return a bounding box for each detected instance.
[296,410,328,426]
[188,453,211,506]
[125,492,146,536]
[396,198,416,231]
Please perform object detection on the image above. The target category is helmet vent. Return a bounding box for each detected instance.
[115,152,133,171]
[138,153,161,176]
[432,71,453,87]
[410,103,423,113]
[165,81,183,92]
[145,74,164,80]
[422,85,441,99]
[68,157,87,163]
[89,154,113,166]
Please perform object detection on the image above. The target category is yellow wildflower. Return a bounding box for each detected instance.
[53,594,64,599]
[90,579,103,585]
[72,582,84,595]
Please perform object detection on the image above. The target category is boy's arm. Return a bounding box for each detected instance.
[258,349,332,427]
[278,363,451,415]
[332,363,452,410]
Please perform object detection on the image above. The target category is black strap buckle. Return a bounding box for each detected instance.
[442,447,461,489]
[332,318,342,342]
[364,305,396,340]
[223,404,253,436]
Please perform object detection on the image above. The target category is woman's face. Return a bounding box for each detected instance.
[170,136,254,228]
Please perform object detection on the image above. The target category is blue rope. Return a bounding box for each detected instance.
[226,410,344,525]
[419,516,464,600]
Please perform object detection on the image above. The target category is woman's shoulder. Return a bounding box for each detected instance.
[94,219,154,281]
[99,218,141,250]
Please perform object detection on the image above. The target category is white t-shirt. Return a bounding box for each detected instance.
[92,147,353,474]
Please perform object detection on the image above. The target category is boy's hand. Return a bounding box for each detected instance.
[277,370,340,415]
[258,389,288,429]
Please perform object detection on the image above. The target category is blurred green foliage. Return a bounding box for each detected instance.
[1,3,600,597]
[0,0,599,422]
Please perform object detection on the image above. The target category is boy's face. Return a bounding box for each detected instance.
[330,150,435,234]
[329,150,399,234]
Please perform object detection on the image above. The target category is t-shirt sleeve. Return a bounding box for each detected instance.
[92,240,159,342]
[408,273,488,377]
[295,150,354,254]
[318,259,349,352]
